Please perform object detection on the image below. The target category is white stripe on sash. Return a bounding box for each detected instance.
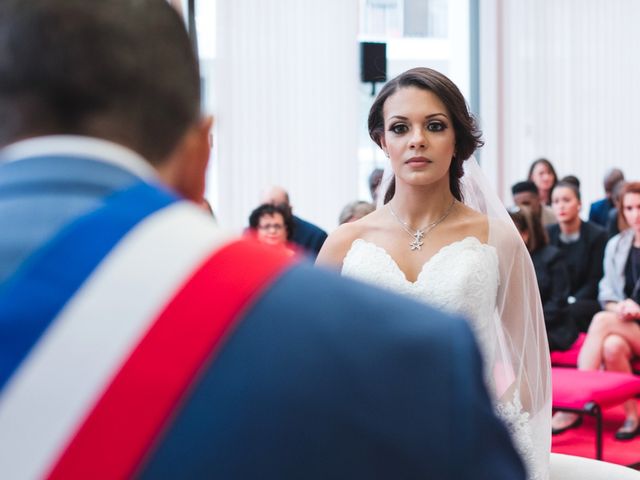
[0,202,231,480]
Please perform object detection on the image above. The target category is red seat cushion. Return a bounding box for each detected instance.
[552,368,640,410]
[551,333,640,373]
[551,333,585,367]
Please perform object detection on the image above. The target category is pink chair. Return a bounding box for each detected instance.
[551,333,640,372]
[552,368,640,459]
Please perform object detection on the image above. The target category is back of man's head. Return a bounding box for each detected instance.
[0,0,200,164]
[262,186,290,208]
[604,168,625,194]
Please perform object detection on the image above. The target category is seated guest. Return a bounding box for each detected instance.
[589,168,625,227]
[560,175,580,190]
[528,157,558,206]
[262,186,327,259]
[512,180,557,226]
[338,200,375,225]
[510,206,577,351]
[552,182,640,439]
[248,203,295,254]
[548,181,607,331]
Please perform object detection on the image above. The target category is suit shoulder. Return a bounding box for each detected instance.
[294,215,327,236]
[272,263,474,344]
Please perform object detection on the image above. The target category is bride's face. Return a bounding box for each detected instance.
[380,86,456,190]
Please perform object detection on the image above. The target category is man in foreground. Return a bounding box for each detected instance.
[0,1,525,478]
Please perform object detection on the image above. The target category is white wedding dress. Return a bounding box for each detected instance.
[343,237,498,341]
[342,221,550,480]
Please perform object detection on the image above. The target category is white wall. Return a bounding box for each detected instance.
[214,0,359,232]
[480,0,640,212]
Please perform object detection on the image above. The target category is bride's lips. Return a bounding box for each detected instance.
[405,156,431,165]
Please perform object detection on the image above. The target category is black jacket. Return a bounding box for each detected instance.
[531,245,578,351]
[546,221,607,301]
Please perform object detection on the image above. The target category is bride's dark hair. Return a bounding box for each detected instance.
[368,67,483,204]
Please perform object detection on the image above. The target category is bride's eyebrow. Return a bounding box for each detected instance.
[387,113,449,121]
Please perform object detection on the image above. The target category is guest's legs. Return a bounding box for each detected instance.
[577,311,618,370]
[553,311,640,433]
[602,333,633,373]
[602,333,640,436]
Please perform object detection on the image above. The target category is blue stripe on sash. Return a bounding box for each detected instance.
[0,181,178,391]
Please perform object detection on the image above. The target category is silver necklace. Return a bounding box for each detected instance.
[388,199,456,251]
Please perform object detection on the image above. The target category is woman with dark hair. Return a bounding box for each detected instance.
[317,67,550,479]
[510,206,577,351]
[528,158,558,206]
[248,203,295,253]
[552,182,640,440]
[548,181,607,331]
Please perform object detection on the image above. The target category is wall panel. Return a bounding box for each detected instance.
[481,0,640,210]
[215,0,359,231]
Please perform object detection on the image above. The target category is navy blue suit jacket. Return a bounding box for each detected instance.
[140,265,526,479]
[0,151,525,480]
[589,198,613,227]
[291,215,327,259]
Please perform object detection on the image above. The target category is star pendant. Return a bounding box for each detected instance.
[410,237,424,251]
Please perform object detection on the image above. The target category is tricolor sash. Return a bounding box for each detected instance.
[0,181,295,479]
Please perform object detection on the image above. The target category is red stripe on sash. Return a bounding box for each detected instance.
[47,239,296,480]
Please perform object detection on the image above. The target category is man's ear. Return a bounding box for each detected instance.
[159,115,214,202]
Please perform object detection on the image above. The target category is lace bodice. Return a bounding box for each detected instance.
[342,237,499,331]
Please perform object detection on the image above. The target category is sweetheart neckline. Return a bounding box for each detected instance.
[346,237,496,285]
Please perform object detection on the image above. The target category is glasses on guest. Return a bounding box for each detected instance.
[258,223,285,232]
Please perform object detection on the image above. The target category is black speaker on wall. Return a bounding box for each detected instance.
[360,42,387,83]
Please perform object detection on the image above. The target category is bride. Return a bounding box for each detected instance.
[317,67,551,479]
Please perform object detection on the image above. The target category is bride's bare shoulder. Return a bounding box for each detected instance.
[315,209,382,267]
[487,216,524,251]
[453,203,490,242]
